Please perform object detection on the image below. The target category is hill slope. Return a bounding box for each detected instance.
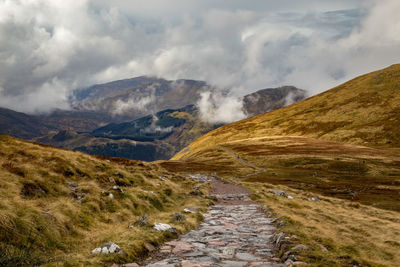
[0,108,55,139]
[0,135,209,266]
[167,65,400,266]
[175,64,400,158]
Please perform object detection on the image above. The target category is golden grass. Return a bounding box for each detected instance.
[167,136,400,266]
[174,64,400,160]
[246,182,400,266]
[0,135,210,266]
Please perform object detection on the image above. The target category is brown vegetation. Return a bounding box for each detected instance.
[0,135,210,266]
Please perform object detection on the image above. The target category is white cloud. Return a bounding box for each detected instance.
[197,91,246,124]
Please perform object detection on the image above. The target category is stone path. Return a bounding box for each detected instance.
[140,175,284,267]
[215,145,267,177]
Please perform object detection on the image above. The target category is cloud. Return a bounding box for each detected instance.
[0,0,399,114]
[197,91,246,124]
[141,115,173,134]
[112,83,158,115]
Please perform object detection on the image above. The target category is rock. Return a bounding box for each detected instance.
[273,232,285,245]
[144,242,156,252]
[91,242,124,255]
[268,190,287,197]
[221,247,235,257]
[285,259,294,266]
[170,241,193,254]
[135,215,149,226]
[171,212,186,222]
[183,208,194,213]
[287,195,294,199]
[109,193,114,199]
[153,223,178,235]
[180,259,213,267]
[309,197,320,202]
[236,252,262,261]
[120,264,140,267]
[293,261,308,265]
[291,244,309,251]
[220,261,247,267]
[191,186,202,195]
[112,185,125,193]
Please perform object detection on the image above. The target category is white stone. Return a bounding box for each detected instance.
[153,222,174,231]
[101,247,109,254]
[109,243,119,253]
[109,193,114,199]
[183,208,194,213]
[91,247,101,254]
[287,195,294,199]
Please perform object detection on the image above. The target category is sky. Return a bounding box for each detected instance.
[0,0,400,113]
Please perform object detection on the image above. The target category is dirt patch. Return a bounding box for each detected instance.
[210,180,251,195]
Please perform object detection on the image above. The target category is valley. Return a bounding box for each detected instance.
[1,65,400,266]
[0,77,305,161]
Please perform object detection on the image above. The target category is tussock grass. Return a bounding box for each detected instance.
[247,182,400,266]
[0,135,210,266]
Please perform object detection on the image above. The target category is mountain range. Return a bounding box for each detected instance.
[0,78,306,161]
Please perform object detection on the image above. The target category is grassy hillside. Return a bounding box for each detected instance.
[168,65,400,266]
[175,64,400,159]
[0,135,209,266]
[163,136,400,266]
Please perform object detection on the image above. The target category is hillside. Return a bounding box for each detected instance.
[0,135,210,266]
[167,65,400,265]
[175,64,400,158]
[0,108,55,139]
[34,106,217,161]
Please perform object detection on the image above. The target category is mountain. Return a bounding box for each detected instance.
[37,78,305,133]
[28,77,211,133]
[243,86,306,116]
[13,83,306,161]
[169,64,400,266]
[0,107,55,139]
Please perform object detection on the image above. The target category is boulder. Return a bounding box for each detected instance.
[91,242,124,255]
[183,208,194,213]
[153,223,178,235]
